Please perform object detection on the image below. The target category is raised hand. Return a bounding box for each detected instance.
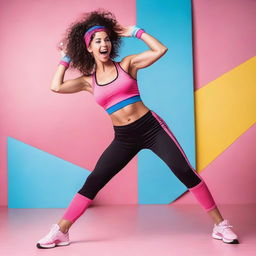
[57,42,67,57]
[116,24,135,37]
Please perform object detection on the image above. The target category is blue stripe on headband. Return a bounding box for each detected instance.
[85,25,106,34]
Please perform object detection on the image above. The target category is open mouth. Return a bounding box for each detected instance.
[100,49,108,55]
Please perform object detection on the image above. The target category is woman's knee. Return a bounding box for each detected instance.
[78,175,98,199]
[78,169,113,199]
[172,165,202,188]
[84,172,104,188]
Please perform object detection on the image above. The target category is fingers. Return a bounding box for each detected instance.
[57,42,67,57]
[57,42,64,51]
[116,26,123,33]
[60,50,66,58]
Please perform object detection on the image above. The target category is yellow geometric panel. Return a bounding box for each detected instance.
[195,56,256,172]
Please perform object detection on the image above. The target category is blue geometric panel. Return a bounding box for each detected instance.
[138,149,188,204]
[8,136,91,208]
[136,0,195,203]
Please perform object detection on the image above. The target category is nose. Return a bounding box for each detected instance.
[101,40,106,45]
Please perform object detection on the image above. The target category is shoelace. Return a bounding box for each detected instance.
[217,223,234,232]
[43,224,59,240]
[222,225,233,229]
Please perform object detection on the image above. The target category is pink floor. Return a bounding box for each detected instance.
[0,204,255,255]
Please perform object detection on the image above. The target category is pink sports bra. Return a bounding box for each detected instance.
[91,60,142,114]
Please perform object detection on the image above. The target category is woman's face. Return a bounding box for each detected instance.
[88,31,112,62]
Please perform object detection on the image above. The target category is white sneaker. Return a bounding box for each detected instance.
[212,219,239,244]
[36,224,70,249]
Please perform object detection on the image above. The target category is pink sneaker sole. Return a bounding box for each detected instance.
[212,233,239,244]
[37,241,70,249]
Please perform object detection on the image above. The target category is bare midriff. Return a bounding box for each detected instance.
[109,101,150,126]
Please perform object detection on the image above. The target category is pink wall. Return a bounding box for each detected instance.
[192,0,256,89]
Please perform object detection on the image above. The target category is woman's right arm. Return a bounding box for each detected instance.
[51,46,90,93]
[50,64,89,94]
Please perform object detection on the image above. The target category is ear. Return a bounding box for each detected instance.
[87,45,91,52]
[87,46,93,55]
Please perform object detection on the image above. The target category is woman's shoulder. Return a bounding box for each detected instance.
[118,55,136,67]
[81,73,94,94]
[117,55,138,80]
[82,72,94,83]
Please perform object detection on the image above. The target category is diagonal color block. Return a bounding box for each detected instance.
[8,136,91,208]
[173,123,256,205]
[195,56,256,171]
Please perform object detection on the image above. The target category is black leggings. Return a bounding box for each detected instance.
[78,109,203,200]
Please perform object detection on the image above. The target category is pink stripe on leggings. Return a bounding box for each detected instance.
[62,193,93,223]
[150,110,216,212]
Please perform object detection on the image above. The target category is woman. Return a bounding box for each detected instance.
[36,9,239,248]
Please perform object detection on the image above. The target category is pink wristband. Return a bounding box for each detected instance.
[59,60,70,68]
[136,29,145,39]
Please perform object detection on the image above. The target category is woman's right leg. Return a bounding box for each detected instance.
[37,137,139,248]
[59,137,140,232]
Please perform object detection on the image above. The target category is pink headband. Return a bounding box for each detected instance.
[84,25,107,48]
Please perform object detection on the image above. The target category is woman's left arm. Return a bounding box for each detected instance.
[131,32,168,69]
[117,25,168,69]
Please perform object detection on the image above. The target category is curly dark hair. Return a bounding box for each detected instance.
[59,8,123,76]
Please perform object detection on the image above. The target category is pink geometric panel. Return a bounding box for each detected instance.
[192,0,256,89]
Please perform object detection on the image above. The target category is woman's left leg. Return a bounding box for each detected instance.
[148,110,239,244]
[148,111,222,219]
